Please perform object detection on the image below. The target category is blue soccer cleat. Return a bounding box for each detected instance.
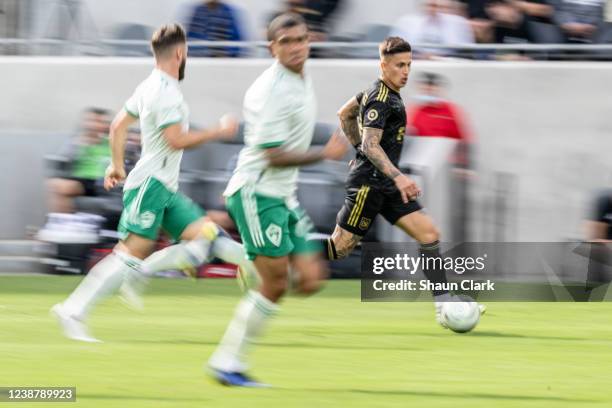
[208,368,270,388]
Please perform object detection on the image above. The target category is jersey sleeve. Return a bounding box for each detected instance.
[252,96,293,149]
[124,93,140,118]
[362,97,391,130]
[156,103,184,130]
[355,91,365,104]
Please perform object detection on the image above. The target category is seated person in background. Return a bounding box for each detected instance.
[186,0,244,57]
[407,72,474,242]
[47,107,111,214]
[586,189,612,242]
[391,0,474,59]
[553,0,606,43]
[583,189,612,292]
[39,107,112,242]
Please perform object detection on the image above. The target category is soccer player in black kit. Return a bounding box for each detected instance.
[323,37,484,326]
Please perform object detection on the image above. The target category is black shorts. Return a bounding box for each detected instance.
[337,179,422,236]
[69,177,98,197]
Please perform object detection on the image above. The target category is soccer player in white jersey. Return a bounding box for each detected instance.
[52,23,254,342]
[207,13,348,387]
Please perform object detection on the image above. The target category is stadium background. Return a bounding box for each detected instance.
[1,0,612,407]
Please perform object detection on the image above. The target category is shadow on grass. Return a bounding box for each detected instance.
[80,394,209,402]
[127,339,422,351]
[322,329,592,342]
[276,387,596,403]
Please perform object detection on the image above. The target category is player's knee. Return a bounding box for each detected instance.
[47,178,67,194]
[294,264,326,296]
[264,276,289,299]
[256,256,291,301]
[297,278,323,296]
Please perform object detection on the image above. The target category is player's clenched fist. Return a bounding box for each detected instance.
[104,165,126,191]
[393,173,421,203]
[217,113,239,140]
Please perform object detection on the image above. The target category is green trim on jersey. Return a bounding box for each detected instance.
[124,106,139,118]
[158,120,182,131]
[258,141,284,149]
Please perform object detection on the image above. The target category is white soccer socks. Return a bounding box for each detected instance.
[208,290,278,373]
[58,250,141,322]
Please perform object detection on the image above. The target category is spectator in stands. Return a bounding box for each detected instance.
[407,72,474,241]
[46,107,111,214]
[458,0,496,42]
[516,0,554,25]
[186,0,244,57]
[391,0,474,59]
[486,0,532,44]
[459,0,554,43]
[270,0,343,42]
[552,0,606,43]
[268,0,343,57]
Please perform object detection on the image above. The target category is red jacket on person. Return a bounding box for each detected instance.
[407,100,473,167]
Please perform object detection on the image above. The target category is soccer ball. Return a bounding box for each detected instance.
[441,296,480,333]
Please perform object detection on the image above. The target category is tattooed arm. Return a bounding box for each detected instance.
[361,127,420,203]
[361,127,401,179]
[337,96,361,147]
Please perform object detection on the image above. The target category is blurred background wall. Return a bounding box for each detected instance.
[1,58,611,241]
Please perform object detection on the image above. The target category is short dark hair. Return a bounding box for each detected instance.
[418,72,445,87]
[151,23,186,58]
[84,107,111,116]
[267,12,307,41]
[379,36,412,58]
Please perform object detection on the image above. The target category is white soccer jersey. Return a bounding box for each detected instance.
[123,69,189,192]
[224,61,317,200]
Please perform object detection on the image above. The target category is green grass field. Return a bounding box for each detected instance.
[1,276,611,408]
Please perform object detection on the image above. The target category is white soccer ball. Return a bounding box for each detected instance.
[441,296,480,333]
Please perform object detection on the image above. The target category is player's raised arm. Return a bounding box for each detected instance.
[163,114,239,150]
[337,95,362,147]
[105,110,137,190]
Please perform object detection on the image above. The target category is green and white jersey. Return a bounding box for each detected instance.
[123,68,189,192]
[224,61,317,200]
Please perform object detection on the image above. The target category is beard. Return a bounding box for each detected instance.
[178,58,186,81]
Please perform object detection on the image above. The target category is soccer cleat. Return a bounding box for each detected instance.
[50,304,102,343]
[208,368,270,388]
[176,253,200,279]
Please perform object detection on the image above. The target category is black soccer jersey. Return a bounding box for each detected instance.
[350,79,406,187]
